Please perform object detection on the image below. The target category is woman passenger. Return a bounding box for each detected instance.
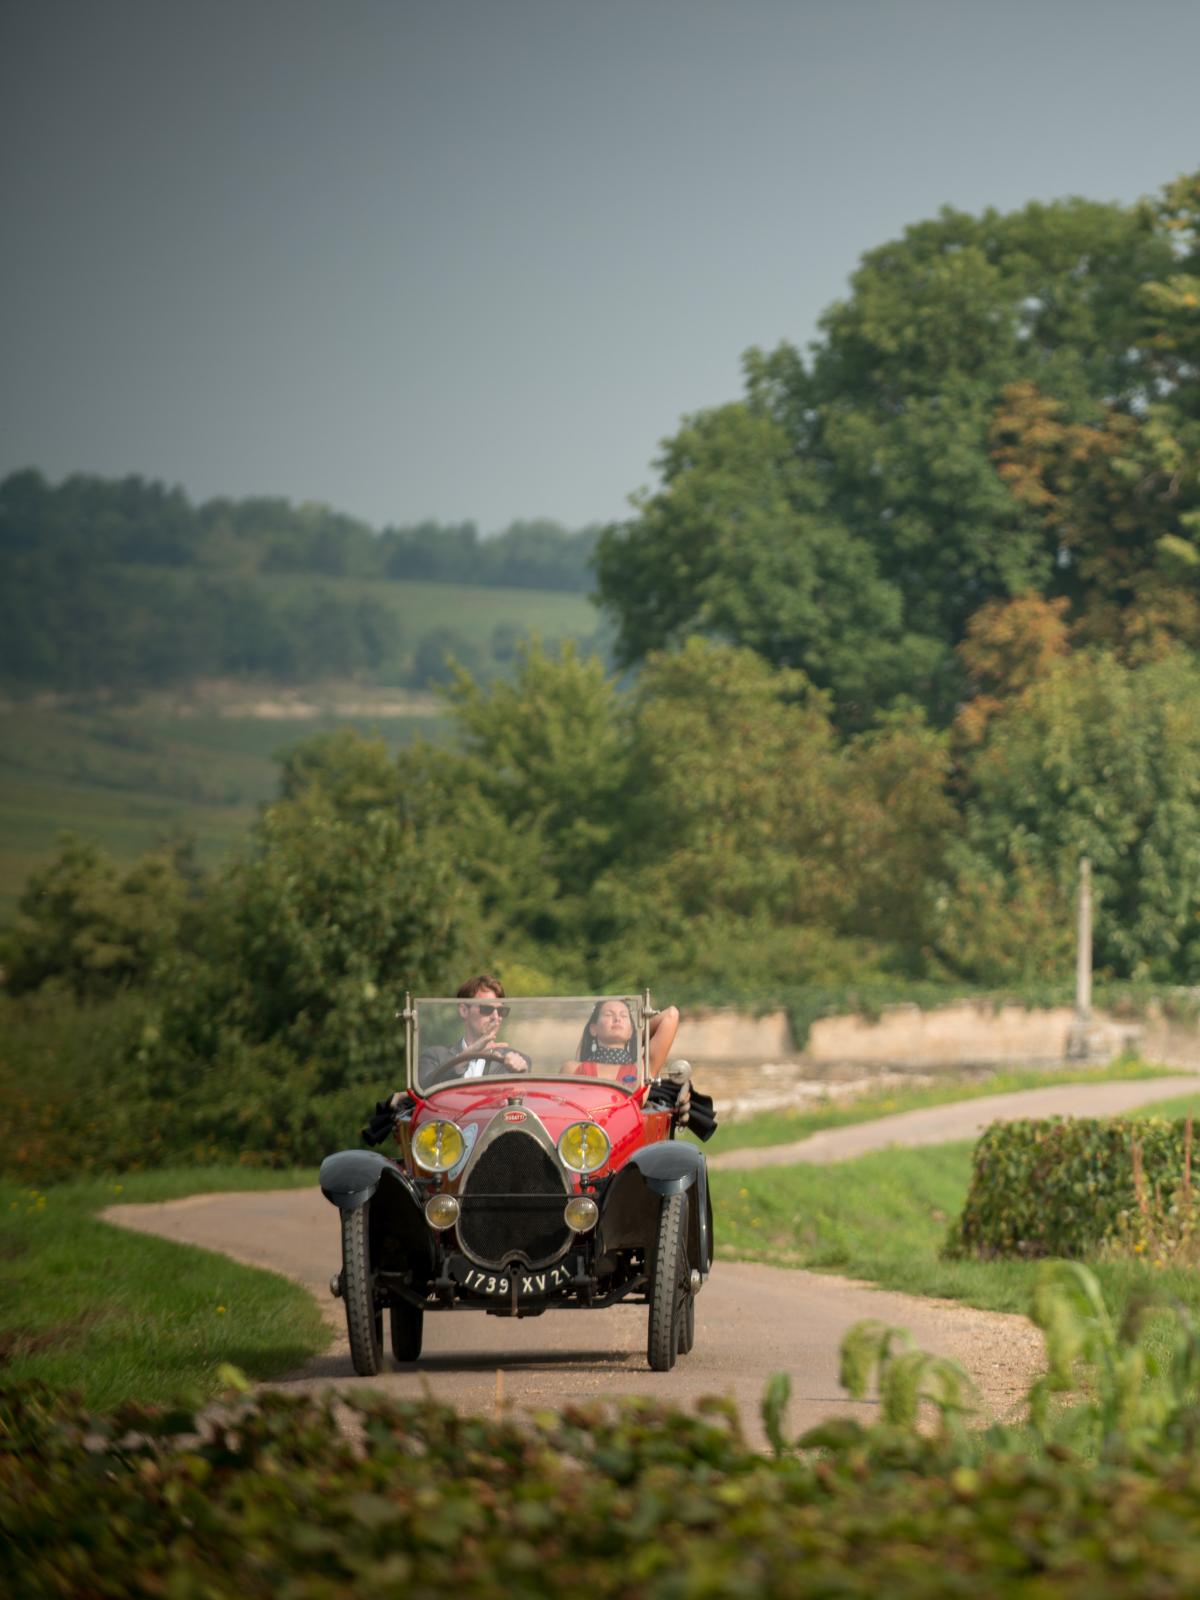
[573,998,680,1080]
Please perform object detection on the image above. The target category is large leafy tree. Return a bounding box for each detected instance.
[582,639,956,985]
[592,404,939,727]
[157,789,478,1096]
[985,176,1200,660]
[617,639,843,927]
[597,185,1185,728]
[389,640,631,982]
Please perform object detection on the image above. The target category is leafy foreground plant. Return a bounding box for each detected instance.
[1026,1260,1200,1460]
[765,1260,1200,1468]
[8,1266,1200,1598]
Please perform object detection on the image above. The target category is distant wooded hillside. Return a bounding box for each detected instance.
[0,473,602,692]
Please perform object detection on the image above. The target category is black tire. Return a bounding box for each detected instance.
[647,1190,691,1372]
[678,1283,696,1355]
[390,1299,424,1362]
[341,1203,383,1376]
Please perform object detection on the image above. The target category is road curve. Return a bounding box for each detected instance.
[106,1187,1042,1444]
[103,1077,1199,1444]
[710,1074,1200,1169]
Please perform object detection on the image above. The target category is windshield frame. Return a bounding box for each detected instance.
[403,993,653,1095]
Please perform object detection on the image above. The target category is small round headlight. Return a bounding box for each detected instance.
[412,1120,465,1173]
[564,1196,599,1233]
[425,1193,461,1230]
[558,1121,610,1174]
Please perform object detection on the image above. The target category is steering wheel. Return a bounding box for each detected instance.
[437,1042,531,1075]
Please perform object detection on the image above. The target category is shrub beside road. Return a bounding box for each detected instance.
[6,1261,1200,1599]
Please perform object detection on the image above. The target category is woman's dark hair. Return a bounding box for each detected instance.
[576,998,636,1063]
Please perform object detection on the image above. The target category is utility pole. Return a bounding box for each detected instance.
[1076,855,1092,1023]
[1066,855,1100,1060]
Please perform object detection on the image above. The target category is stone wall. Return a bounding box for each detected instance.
[677,1000,1199,1121]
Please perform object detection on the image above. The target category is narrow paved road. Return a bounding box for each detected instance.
[710,1074,1200,1169]
[104,1075,1199,1445]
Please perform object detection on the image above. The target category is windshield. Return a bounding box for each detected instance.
[409,995,649,1095]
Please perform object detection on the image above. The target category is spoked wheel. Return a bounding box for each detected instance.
[341,1202,383,1375]
[648,1190,692,1372]
[390,1299,424,1362]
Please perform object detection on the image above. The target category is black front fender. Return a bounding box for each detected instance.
[598,1142,713,1276]
[631,1141,704,1197]
[320,1150,436,1279]
[320,1149,394,1211]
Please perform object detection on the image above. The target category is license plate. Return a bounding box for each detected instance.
[448,1256,572,1299]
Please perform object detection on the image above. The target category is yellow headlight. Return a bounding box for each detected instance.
[564,1196,599,1232]
[412,1120,465,1172]
[557,1122,610,1174]
[425,1193,461,1230]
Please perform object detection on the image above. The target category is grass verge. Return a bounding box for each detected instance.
[697,1055,1172,1155]
[710,1089,1200,1341]
[0,1166,326,1408]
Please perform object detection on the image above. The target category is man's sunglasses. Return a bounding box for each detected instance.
[471,1003,509,1019]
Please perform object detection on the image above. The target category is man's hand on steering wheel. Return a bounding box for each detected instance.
[487,1043,530,1073]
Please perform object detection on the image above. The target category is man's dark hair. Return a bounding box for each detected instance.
[457,973,506,1000]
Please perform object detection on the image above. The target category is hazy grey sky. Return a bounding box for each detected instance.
[3,0,1197,533]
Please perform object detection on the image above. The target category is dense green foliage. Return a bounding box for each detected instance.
[7,1264,1200,1597]
[949,649,1200,979]
[951,1115,1200,1260]
[595,173,1200,730]
[0,470,600,691]
[3,836,191,999]
[8,632,1200,1184]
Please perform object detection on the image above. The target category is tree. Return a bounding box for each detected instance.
[615,638,841,927]
[276,727,397,815]
[950,648,1200,980]
[593,404,933,727]
[988,380,1200,658]
[596,185,1183,729]
[422,640,631,970]
[954,591,1072,745]
[158,789,479,1094]
[832,708,958,953]
[411,626,483,687]
[4,836,189,999]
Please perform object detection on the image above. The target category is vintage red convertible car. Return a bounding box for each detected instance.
[320,993,716,1373]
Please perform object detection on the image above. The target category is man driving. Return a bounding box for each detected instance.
[417,974,530,1087]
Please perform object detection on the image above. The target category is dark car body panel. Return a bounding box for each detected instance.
[597,1142,712,1275]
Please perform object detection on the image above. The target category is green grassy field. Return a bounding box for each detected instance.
[0,1167,323,1408]
[0,698,446,926]
[0,575,600,926]
[252,570,600,640]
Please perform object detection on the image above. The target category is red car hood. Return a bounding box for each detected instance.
[417,1077,642,1136]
